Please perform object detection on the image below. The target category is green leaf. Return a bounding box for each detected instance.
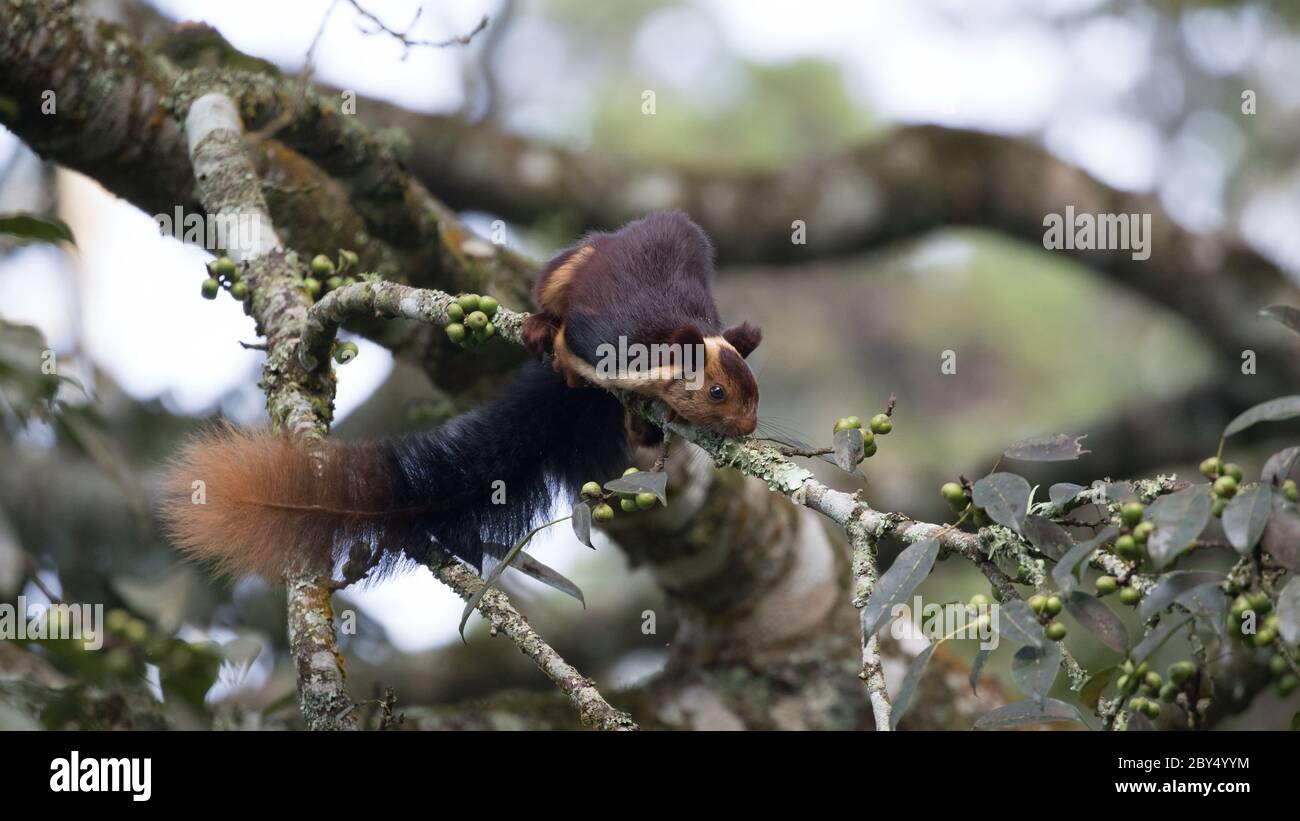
[1277,576,1300,647]
[1065,591,1129,653]
[1139,571,1223,620]
[859,538,940,638]
[972,472,1030,534]
[1052,525,1118,596]
[832,428,864,473]
[1258,305,1300,336]
[0,213,76,245]
[1022,514,1073,560]
[459,516,568,640]
[1262,446,1300,486]
[603,470,668,505]
[1081,666,1119,711]
[974,698,1085,730]
[1262,503,1300,573]
[571,502,593,548]
[1223,396,1300,438]
[996,599,1045,649]
[969,646,991,695]
[1146,485,1212,569]
[1011,642,1061,705]
[1003,434,1089,462]
[1222,484,1272,554]
[889,643,936,730]
[482,541,585,606]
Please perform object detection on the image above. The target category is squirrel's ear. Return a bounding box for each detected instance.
[723,322,762,358]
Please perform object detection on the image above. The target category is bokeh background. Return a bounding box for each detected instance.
[2,0,1298,729]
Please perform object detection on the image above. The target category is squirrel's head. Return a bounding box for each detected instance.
[660,322,762,437]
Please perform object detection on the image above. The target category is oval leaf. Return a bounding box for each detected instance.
[1262,446,1300,486]
[996,599,1045,649]
[974,698,1084,730]
[1065,591,1129,653]
[1139,571,1223,620]
[832,428,864,473]
[1012,642,1062,705]
[1224,395,1300,438]
[1259,305,1300,337]
[1003,433,1089,462]
[1223,484,1272,554]
[972,472,1030,534]
[859,538,940,638]
[969,646,991,695]
[1049,482,1086,509]
[1052,525,1118,596]
[603,470,668,505]
[1146,484,1212,569]
[889,643,936,730]
[0,213,76,245]
[1276,576,1300,647]
[1022,514,1074,561]
[571,502,593,548]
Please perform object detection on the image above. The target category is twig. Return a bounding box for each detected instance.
[433,561,637,731]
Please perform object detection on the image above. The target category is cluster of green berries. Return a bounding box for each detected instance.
[1228,590,1281,647]
[832,413,892,460]
[1094,572,1142,606]
[1027,593,1068,641]
[1267,653,1299,697]
[1117,658,1194,719]
[445,294,500,348]
[580,467,660,523]
[103,608,218,681]
[938,481,996,527]
[303,250,361,299]
[1199,457,1246,517]
[201,256,250,303]
[1105,502,1152,588]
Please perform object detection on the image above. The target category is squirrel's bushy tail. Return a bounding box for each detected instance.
[160,361,628,579]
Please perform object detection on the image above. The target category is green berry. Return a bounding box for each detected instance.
[1284,479,1298,503]
[1253,628,1276,648]
[1096,575,1118,595]
[635,492,658,510]
[1212,496,1227,518]
[581,482,602,499]
[338,249,359,269]
[592,503,615,523]
[1142,700,1161,719]
[1028,594,1048,615]
[870,413,892,434]
[326,276,343,292]
[479,295,499,318]
[862,441,877,458]
[1223,462,1244,483]
[1119,587,1141,606]
[1230,594,1252,619]
[342,276,357,287]
[1169,660,1195,685]
[968,593,990,608]
[620,498,639,513]
[466,311,488,331]
[1115,534,1140,560]
[201,278,220,299]
[333,341,358,364]
[941,482,967,508]
[1144,671,1162,690]
[1122,660,1135,675]
[1045,622,1067,641]
[215,256,237,278]
[479,322,495,341]
[445,323,467,344]
[623,467,640,476]
[230,281,249,301]
[1277,674,1299,696]
[1213,475,1238,498]
[304,277,322,298]
[1199,456,1222,479]
[1045,595,1063,616]
[457,294,481,313]
[1249,591,1273,614]
[1121,502,1145,528]
[1135,661,1149,678]
[124,619,149,644]
[833,417,858,433]
[1270,655,1289,677]
[447,303,465,323]
[1133,521,1154,543]
[1117,674,1133,695]
[311,254,334,275]
[1158,682,1179,703]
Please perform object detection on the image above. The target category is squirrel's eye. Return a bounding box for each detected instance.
[708,384,726,402]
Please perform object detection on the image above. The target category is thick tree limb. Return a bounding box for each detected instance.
[176,86,355,730]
